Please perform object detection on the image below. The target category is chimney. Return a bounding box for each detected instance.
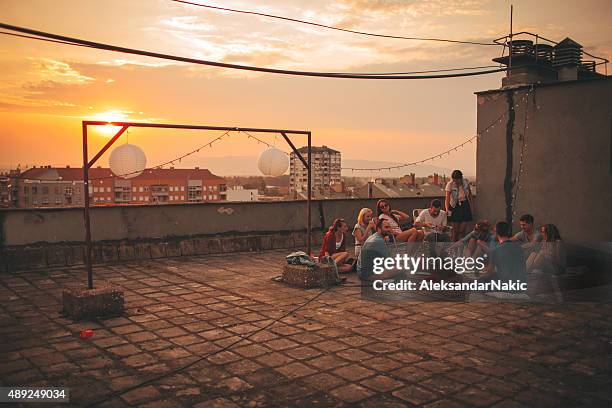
[367,180,374,198]
[434,173,439,186]
[493,39,557,86]
[411,173,415,186]
[553,37,583,82]
[66,165,70,168]
[195,166,199,170]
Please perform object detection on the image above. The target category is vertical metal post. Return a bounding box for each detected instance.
[307,132,312,255]
[508,4,513,77]
[82,123,94,290]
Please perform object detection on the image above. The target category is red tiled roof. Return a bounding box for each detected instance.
[19,167,225,183]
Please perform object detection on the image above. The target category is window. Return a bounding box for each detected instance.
[180,186,185,191]
[54,187,60,194]
[169,196,174,201]
[139,187,144,192]
[169,186,174,192]
[33,199,38,205]
[213,185,217,191]
[94,187,99,193]
[132,187,137,192]
[65,187,73,195]
[88,186,93,194]
[41,198,49,205]
[144,196,149,201]
[55,197,62,205]
[107,197,111,201]
[106,187,111,193]
[42,186,49,195]
[144,186,149,192]
[139,196,143,201]
[24,186,29,194]
[180,195,184,200]
[32,186,38,194]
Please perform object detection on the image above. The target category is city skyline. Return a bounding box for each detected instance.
[1,0,611,176]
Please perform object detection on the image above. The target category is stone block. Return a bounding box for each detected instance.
[180,239,196,256]
[259,235,273,251]
[101,245,119,263]
[62,285,124,321]
[221,236,250,253]
[45,246,67,268]
[66,245,85,266]
[133,243,151,260]
[118,244,135,261]
[282,264,338,288]
[150,243,166,259]
[165,241,182,257]
[192,238,209,255]
[6,247,47,271]
[207,238,222,254]
[272,234,294,250]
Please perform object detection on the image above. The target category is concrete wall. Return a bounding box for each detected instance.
[0,197,437,246]
[476,78,612,242]
[0,197,439,272]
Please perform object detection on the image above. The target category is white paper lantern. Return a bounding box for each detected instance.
[257,147,289,176]
[109,144,147,179]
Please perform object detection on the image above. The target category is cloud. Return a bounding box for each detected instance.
[32,58,95,84]
[161,15,215,32]
[339,0,491,16]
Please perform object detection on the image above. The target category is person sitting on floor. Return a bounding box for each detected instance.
[526,224,566,275]
[353,208,375,257]
[357,218,404,281]
[511,214,543,256]
[376,199,413,242]
[319,218,353,273]
[407,199,449,244]
[479,221,527,289]
[448,219,497,258]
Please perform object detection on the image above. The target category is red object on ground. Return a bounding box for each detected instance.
[80,329,94,338]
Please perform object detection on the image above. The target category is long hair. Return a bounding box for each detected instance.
[357,208,372,226]
[329,218,346,233]
[376,199,398,223]
[542,224,562,242]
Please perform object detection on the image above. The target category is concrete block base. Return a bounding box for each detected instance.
[62,285,124,321]
[282,263,338,288]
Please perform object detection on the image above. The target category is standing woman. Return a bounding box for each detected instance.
[445,170,474,241]
[353,208,375,257]
[319,218,353,273]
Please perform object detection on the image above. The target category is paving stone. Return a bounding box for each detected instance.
[329,383,374,403]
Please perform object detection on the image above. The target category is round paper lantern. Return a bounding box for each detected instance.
[109,144,147,179]
[258,147,289,176]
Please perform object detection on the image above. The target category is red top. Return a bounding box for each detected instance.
[319,230,346,257]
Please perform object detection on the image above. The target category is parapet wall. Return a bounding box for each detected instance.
[0,197,439,272]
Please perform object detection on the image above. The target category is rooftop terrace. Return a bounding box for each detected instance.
[1,249,611,407]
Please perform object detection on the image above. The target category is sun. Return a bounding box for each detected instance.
[90,110,129,136]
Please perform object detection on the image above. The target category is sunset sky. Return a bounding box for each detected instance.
[1,0,610,176]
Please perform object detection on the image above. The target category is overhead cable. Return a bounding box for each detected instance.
[0,22,506,80]
[171,0,500,47]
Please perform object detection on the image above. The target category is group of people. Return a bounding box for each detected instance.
[318,169,566,283]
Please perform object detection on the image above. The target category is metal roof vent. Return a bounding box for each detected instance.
[553,37,583,67]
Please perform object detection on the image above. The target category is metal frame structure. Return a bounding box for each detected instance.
[82,120,312,289]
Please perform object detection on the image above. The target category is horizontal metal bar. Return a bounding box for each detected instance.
[82,121,310,135]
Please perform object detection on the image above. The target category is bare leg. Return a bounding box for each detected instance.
[451,222,461,241]
[331,251,348,265]
[458,222,469,240]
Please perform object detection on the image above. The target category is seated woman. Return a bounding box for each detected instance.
[320,218,353,273]
[353,208,375,257]
[526,224,566,275]
[376,199,416,242]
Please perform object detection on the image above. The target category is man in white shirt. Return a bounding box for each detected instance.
[408,199,450,243]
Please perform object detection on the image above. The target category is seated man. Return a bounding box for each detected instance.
[448,220,496,258]
[479,221,527,290]
[511,214,542,256]
[357,218,404,281]
[407,199,450,244]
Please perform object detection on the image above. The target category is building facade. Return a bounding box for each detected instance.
[225,186,259,202]
[289,145,341,197]
[14,166,227,208]
[476,37,611,242]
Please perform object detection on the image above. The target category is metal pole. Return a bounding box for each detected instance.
[82,123,94,290]
[508,4,513,78]
[307,132,312,255]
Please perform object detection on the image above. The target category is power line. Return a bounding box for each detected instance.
[0,22,506,79]
[341,90,533,172]
[171,0,500,47]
